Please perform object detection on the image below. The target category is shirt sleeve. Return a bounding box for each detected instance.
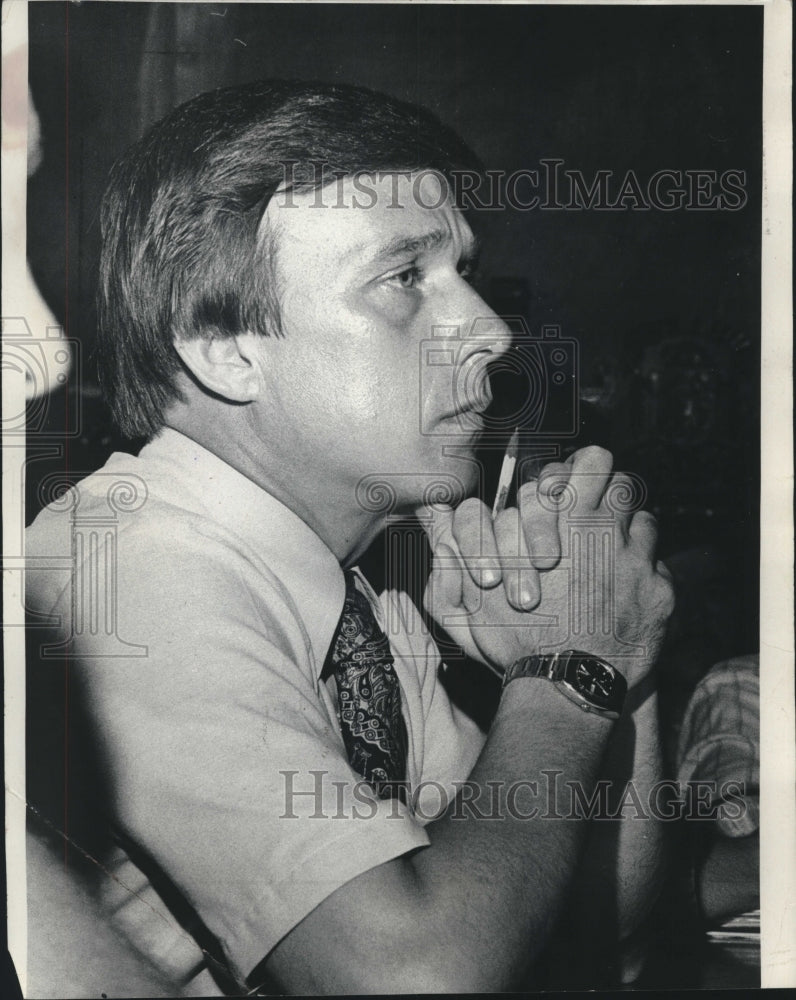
[675,654,760,838]
[46,514,430,983]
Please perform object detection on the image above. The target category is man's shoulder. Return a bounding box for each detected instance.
[26,448,278,621]
[27,448,216,572]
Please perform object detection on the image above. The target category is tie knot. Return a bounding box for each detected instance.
[332,571,390,661]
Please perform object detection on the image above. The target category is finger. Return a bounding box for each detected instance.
[628,509,659,560]
[519,480,562,570]
[493,507,540,609]
[566,445,614,512]
[451,497,502,589]
[460,567,487,615]
[416,502,456,553]
[600,472,636,541]
[537,461,572,501]
[418,504,466,614]
[428,542,464,609]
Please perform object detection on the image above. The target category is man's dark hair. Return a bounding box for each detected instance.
[97,79,482,439]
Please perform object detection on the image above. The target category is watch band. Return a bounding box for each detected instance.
[501,649,627,719]
[501,652,562,687]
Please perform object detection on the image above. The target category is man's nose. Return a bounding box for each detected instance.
[460,285,513,359]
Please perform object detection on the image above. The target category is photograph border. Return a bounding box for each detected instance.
[3,0,792,992]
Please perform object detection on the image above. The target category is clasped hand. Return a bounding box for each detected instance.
[418,446,674,687]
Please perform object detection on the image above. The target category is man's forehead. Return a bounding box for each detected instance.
[263,172,475,268]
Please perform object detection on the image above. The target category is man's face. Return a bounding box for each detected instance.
[254,172,511,514]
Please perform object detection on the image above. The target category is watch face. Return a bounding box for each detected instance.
[574,659,616,705]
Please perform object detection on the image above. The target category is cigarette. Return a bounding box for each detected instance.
[491,428,519,520]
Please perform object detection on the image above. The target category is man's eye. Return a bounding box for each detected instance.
[389,265,421,290]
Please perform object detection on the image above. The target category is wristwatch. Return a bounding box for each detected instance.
[501,649,627,720]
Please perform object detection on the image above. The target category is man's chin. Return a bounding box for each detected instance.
[352,453,480,519]
[410,462,479,512]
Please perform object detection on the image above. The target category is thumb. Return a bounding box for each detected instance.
[416,504,465,610]
[429,543,464,610]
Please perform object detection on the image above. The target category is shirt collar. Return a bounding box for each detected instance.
[138,428,348,685]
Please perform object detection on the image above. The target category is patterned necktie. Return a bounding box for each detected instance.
[323,571,408,801]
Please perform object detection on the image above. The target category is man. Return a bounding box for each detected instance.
[26,80,674,994]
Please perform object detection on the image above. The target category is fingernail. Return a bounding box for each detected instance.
[518,572,539,607]
[480,566,500,587]
[518,588,536,609]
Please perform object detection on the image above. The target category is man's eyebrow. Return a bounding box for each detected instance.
[354,228,481,266]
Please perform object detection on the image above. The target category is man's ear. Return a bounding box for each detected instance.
[175,332,263,402]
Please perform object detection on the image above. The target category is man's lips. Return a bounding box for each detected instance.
[446,395,492,425]
[452,373,493,418]
[450,399,491,421]
[454,348,495,413]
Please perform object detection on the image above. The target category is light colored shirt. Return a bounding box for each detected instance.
[676,653,759,838]
[25,428,486,990]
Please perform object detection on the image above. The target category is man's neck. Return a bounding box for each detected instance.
[163,407,387,567]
